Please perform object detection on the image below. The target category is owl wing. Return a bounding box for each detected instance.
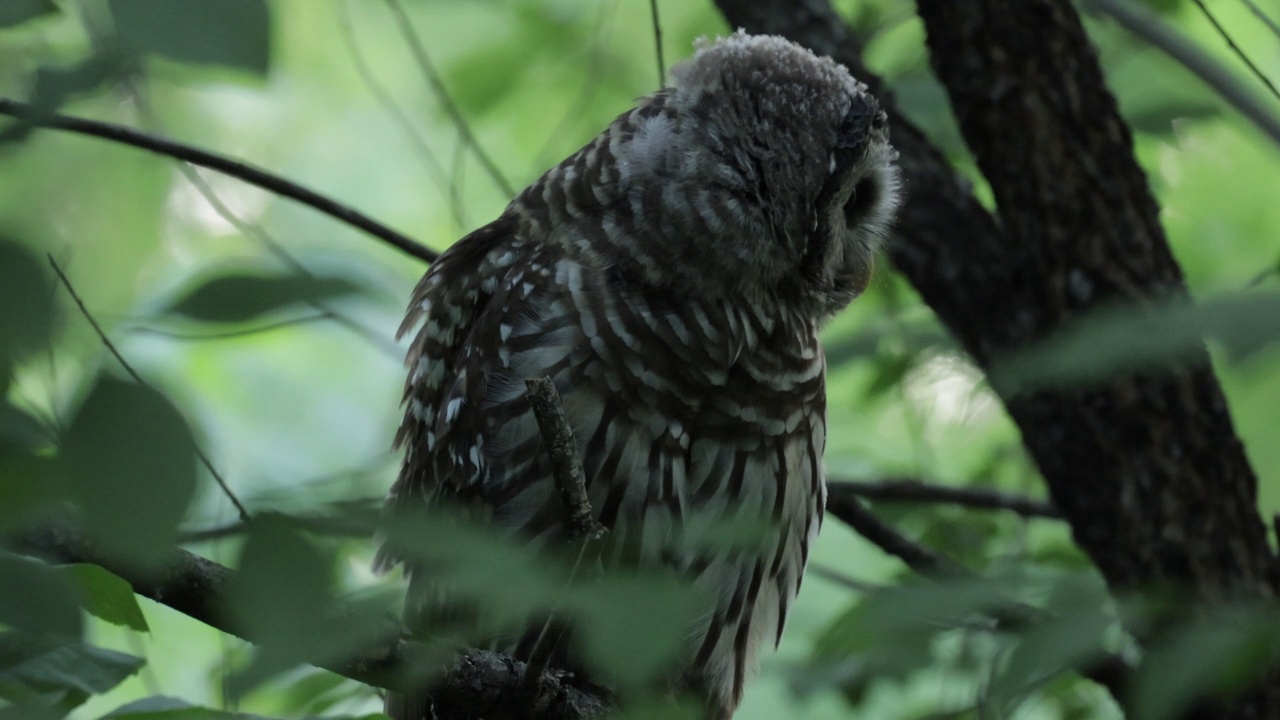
[377,214,525,568]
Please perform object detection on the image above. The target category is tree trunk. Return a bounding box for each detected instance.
[715,0,1280,716]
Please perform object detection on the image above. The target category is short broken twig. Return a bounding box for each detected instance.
[525,377,604,541]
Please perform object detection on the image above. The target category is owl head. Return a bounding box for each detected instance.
[612,31,901,320]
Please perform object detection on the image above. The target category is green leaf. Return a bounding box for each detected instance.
[225,517,335,649]
[993,292,1280,394]
[0,444,62,535]
[1131,605,1280,720]
[862,351,915,399]
[1126,97,1220,137]
[0,633,143,697]
[162,273,361,324]
[275,668,357,717]
[447,45,531,117]
[0,238,55,371]
[108,0,271,75]
[812,574,1019,697]
[223,516,387,697]
[61,379,198,573]
[0,54,126,147]
[0,0,57,29]
[0,401,50,452]
[988,575,1116,710]
[570,571,701,688]
[380,507,566,627]
[0,554,82,639]
[61,565,149,633]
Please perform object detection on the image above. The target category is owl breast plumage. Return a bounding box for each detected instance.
[381,31,900,719]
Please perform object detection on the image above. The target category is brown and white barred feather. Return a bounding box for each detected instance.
[380,32,900,720]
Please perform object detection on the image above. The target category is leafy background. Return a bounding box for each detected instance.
[1,0,1278,718]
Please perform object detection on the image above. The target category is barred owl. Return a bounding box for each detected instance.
[380,32,900,719]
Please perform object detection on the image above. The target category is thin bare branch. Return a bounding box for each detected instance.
[336,0,468,230]
[127,313,336,342]
[530,0,620,173]
[808,563,883,593]
[649,0,667,87]
[179,510,376,543]
[47,256,251,523]
[1086,0,1280,150]
[823,486,1133,700]
[381,0,516,199]
[120,84,402,359]
[0,97,437,264]
[829,478,1060,519]
[1191,0,1280,104]
[1239,0,1280,40]
[825,490,962,577]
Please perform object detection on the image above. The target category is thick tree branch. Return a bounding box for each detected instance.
[714,0,1278,599]
[911,0,1278,600]
[13,524,608,720]
[0,98,437,264]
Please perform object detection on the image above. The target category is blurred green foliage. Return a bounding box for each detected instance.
[1,1,1279,719]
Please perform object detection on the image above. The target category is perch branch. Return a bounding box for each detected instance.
[828,478,1060,519]
[0,97,437,264]
[48,255,251,524]
[12,523,609,720]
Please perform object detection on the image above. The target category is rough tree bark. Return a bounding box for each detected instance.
[716,0,1280,716]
